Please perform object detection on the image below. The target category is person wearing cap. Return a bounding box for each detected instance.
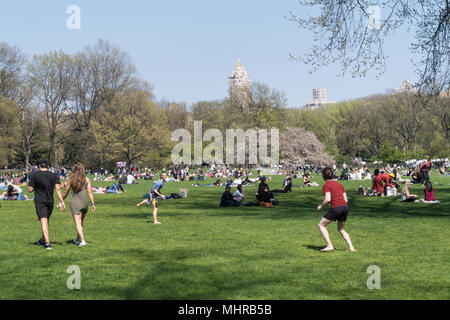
[28,159,65,250]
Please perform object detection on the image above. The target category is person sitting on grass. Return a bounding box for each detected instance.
[220,186,240,207]
[316,167,356,252]
[272,177,292,193]
[249,184,273,207]
[410,169,422,184]
[424,181,435,201]
[401,181,419,203]
[303,173,313,187]
[232,184,245,204]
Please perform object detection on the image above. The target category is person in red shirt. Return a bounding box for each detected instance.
[372,169,384,196]
[419,158,432,186]
[317,167,356,252]
[380,172,393,195]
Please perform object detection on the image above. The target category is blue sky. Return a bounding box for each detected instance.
[0,0,418,107]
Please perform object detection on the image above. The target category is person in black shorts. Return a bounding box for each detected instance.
[28,159,65,250]
[316,167,356,252]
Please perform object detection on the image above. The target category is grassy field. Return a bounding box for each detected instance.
[0,172,449,300]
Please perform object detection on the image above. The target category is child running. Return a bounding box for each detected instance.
[136,172,167,224]
[316,167,356,252]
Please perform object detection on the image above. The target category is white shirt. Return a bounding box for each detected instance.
[126,174,135,184]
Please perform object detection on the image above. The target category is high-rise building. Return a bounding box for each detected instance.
[312,88,327,105]
[395,80,417,93]
[228,59,251,106]
[304,88,330,108]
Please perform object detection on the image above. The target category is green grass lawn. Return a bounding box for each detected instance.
[1,172,449,300]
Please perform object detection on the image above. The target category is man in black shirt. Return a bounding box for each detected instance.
[28,159,65,250]
[220,186,238,207]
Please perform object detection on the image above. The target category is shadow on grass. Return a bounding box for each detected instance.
[81,247,289,300]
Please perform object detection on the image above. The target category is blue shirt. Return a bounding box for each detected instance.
[151,179,164,194]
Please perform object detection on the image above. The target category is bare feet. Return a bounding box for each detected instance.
[154,221,161,225]
[320,246,334,252]
[136,204,141,209]
[348,248,356,252]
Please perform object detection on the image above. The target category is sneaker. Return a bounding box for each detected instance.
[79,241,86,247]
[73,238,80,245]
[38,239,45,246]
[44,243,52,250]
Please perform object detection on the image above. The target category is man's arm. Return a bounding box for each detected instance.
[55,184,65,211]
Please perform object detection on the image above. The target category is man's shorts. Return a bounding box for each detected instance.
[323,206,348,222]
[147,192,158,207]
[35,202,54,220]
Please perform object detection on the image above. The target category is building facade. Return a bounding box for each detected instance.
[228,59,251,106]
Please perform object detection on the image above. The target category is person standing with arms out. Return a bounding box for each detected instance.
[62,163,95,247]
[28,159,65,250]
[136,172,167,224]
[317,167,356,252]
[419,158,432,186]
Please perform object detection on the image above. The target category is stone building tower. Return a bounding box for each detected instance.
[228,59,251,106]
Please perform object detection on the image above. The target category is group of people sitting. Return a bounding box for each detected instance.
[0,171,29,186]
[219,175,294,208]
[401,181,437,203]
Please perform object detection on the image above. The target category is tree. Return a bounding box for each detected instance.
[0,42,25,100]
[90,89,171,168]
[27,51,74,166]
[289,0,450,94]
[191,100,225,130]
[13,83,45,167]
[67,39,138,163]
[280,127,335,167]
[224,82,288,130]
[374,142,405,163]
[162,101,190,131]
[0,98,17,167]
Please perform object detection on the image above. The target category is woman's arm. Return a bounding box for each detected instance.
[86,178,95,210]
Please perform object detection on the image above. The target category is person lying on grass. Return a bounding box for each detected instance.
[136,172,167,224]
[272,177,292,193]
[192,179,223,187]
[317,167,356,252]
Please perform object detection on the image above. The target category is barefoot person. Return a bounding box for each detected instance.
[136,172,167,224]
[63,163,95,247]
[317,167,356,252]
[28,159,65,250]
